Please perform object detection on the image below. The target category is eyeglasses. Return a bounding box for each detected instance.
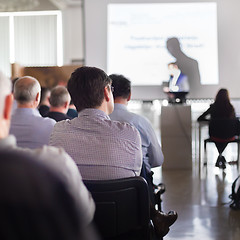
[107,84,114,93]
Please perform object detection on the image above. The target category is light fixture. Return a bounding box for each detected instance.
[0,0,40,12]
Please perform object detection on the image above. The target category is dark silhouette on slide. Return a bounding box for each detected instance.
[166,37,201,95]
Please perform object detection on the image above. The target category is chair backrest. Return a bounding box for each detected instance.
[209,118,240,139]
[0,150,83,240]
[83,176,151,240]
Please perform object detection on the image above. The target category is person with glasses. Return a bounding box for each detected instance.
[109,74,177,237]
[49,66,142,179]
[109,74,164,178]
[109,74,164,190]
[49,66,177,237]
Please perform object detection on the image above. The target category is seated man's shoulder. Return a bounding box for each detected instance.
[33,145,81,177]
[111,109,149,129]
[39,115,56,125]
[35,145,68,158]
[2,145,68,171]
[51,118,71,131]
[127,111,151,128]
[110,119,140,138]
[9,144,70,165]
[134,112,150,123]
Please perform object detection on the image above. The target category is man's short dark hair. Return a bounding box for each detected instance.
[67,67,111,112]
[109,74,131,99]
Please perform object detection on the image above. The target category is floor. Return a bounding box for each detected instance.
[152,166,240,240]
[128,100,240,240]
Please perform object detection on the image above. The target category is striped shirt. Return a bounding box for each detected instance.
[49,108,142,180]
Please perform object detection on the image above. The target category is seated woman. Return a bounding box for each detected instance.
[197,88,236,122]
[198,89,238,169]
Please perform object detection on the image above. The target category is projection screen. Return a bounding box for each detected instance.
[84,0,240,100]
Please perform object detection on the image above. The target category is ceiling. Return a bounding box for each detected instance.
[0,0,82,12]
[48,0,82,10]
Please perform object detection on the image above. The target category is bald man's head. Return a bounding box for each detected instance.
[14,76,41,106]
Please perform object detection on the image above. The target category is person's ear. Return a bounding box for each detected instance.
[36,92,40,102]
[104,86,110,102]
[64,101,69,109]
[127,92,131,102]
[3,94,13,120]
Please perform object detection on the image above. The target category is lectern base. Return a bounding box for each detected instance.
[161,105,192,170]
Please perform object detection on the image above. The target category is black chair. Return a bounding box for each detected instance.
[0,150,92,240]
[84,176,154,240]
[204,118,240,169]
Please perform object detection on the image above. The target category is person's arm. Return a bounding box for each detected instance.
[133,128,143,176]
[197,105,213,122]
[138,118,164,169]
[231,105,236,119]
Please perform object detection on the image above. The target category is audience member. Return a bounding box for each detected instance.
[10,76,56,149]
[0,150,98,240]
[109,74,164,194]
[49,66,177,237]
[198,88,237,169]
[67,99,78,118]
[38,87,50,116]
[0,71,96,230]
[44,86,72,122]
[10,77,19,115]
[197,88,236,121]
[50,66,142,179]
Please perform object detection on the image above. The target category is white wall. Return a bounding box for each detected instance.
[62,6,84,65]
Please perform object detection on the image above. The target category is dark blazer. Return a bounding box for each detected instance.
[67,108,78,119]
[44,111,72,122]
[38,105,49,117]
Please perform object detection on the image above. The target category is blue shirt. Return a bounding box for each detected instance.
[169,72,189,92]
[109,103,164,172]
[10,108,56,149]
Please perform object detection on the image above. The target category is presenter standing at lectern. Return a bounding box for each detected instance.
[163,62,190,103]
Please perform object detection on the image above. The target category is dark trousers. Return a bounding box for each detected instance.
[140,162,155,205]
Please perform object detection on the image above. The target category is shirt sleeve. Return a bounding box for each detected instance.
[136,117,164,169]
[130,125,143,176]
[197,105,213,121]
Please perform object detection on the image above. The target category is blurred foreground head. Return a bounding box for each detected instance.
[0,150,87,240]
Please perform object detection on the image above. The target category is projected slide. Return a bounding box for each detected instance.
[107,3,218,86]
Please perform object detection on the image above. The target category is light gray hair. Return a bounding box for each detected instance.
[49,86,70,107]
[0,71,11,117]
[14,76,41,104]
